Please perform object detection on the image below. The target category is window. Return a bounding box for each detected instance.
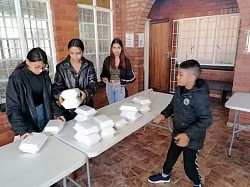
[169,14,240,92]
[172,14,240,66]
[78,0,113,81]
[0,0,56,103]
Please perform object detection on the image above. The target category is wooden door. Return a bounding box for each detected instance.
[149,21,172,93]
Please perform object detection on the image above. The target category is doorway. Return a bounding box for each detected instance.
[149,21,172,93]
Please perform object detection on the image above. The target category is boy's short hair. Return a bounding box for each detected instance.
[179,59,201,79]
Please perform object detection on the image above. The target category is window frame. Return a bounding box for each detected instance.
[172,13,240,67]
[77,0,113,81]
[0,0,56,103]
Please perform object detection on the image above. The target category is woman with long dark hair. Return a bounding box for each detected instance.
[6,47,53,140]
[101,38,135,104]
[52,38,97,121]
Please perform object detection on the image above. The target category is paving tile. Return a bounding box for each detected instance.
[68,98,250,187]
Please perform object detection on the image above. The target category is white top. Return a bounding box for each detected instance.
[225,92,250,112]
[0,136,86,187]
[55,89,173,158]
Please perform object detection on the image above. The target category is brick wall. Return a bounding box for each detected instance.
[2,0,250,144]
[0,112,13,146]
[148,0,239,20]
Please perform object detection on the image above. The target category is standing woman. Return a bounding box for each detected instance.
[6,47,53,140]
[101,38,136,104]
[51,38,97,121]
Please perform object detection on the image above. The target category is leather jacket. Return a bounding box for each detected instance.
[51,56,97,117]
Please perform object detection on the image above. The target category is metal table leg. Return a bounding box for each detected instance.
[228,110,239,157]
[86,158,91,187]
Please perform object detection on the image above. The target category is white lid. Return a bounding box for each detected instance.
[62,98,81,109]
[74,132,101,146]
[101,128,116,139]
[60,88,80,99]
[109,115,127,129]
[19,133,48,153]
[74,114,94,122]
[43,120,65,135]
[73,120,99,135]
[132,96,151,105]
[93,114,114,128]
[75,105,97,116]
[119,103,141,111]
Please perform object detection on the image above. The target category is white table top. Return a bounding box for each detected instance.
[0,136,86,187]
[55,90,173,158]
[225,92,250,112]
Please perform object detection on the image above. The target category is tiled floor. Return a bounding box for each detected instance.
[66,98,250,187]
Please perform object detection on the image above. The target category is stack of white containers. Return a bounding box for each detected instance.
[119,103,141,122]
[73,120,101,146]
[132,96,151,113]
[74,105,97,122]
[94,114,116,139]
[109,115,127,130]
[60,88,82,109]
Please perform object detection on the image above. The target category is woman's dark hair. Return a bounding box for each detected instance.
[109,38,126,69]
[68,38,84,51]
[27,47,48,64]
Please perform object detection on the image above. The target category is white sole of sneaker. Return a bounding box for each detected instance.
[147,179,171,184]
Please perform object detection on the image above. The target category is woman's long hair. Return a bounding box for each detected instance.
[109,38,126,69]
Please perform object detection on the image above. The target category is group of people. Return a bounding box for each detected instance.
[6,37,212,187]
[6,38,135,140]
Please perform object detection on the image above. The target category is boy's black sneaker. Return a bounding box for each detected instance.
[148,173,170,184]
[194,184,203,187]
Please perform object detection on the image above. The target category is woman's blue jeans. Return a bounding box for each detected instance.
[36,104,46,130]
[106,82,125,104]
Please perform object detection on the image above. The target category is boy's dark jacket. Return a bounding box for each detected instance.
[6,62,53,136]
[161,78,212,150]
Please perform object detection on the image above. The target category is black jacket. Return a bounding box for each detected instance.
[51,56,97,117]
[161,79,212,150]
[100,56,136,85]
[6,62,53,136]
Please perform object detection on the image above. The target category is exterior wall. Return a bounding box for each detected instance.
[2,0,250,145]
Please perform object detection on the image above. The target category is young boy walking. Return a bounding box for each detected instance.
[148,59,212,187]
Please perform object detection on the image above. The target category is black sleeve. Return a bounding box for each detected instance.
[161,94,175,118]
[120,58,136,85]
[84,62,98,104]
[51,64,66,101]
[6,77,27,136]
[100,57,110,79]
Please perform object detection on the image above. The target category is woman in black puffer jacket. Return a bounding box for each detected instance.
[6,47,53,140]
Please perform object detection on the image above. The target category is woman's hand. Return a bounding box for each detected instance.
[152,114,165,124]
[20,133,31,141]
[79,90,86,104]
[58,96,64,106]
[102,77,109,84]
[55,115,66,122]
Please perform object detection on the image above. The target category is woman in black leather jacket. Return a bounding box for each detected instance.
[6,47,53,140]
[52,39,97,121]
